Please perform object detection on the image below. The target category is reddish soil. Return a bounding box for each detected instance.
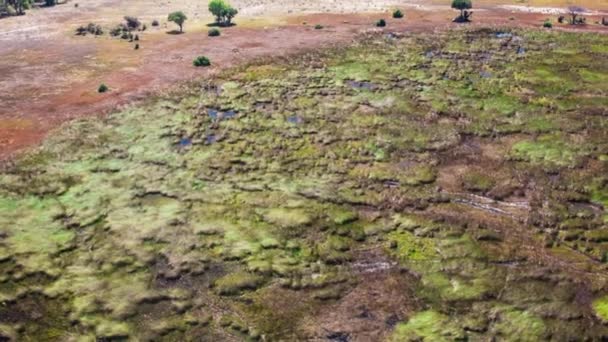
[0,6,606,161]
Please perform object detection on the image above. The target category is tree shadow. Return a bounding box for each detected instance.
[206,22,236,28]
[166,30,184,35]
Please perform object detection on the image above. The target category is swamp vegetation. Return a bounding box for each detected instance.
[1,28,608,341]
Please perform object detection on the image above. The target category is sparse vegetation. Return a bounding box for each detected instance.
[97,83,108,93]
[193,55,210,67]
[168,11,187,33]
[393,9,404,19]
[376,19,386,27]
[314,24,323,29]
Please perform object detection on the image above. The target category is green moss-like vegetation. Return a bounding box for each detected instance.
[511,134,587,168]
[1,28,607,340]
[214,272,265,295]
[593,296,608,321]
[390,310,464,342]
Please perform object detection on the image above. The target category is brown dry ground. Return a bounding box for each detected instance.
[0,0,607,161]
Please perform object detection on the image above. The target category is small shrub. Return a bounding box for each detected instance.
[392,9,404,19]
[110,25,123,37]
[314,24,323,29]
[543,20,553,28]
[87,23,102,35]
[76,26,87,35]
[208,28,221,36]
[6,5,17,16]
[134,44,139,50]
[98,84,108,93]
[151,19,159,26]
[74,3,79,7]
[134,34,139,41]
[193,56,211,67]
[77,23,103,36]
[376,19,386,27]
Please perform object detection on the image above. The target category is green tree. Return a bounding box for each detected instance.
[168,11,187,33]
[223,6,238,25]
[208,0,227,24]
[452,0,472,22]
[208,0,237,26]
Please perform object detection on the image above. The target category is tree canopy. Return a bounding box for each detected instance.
[168,11,187,32]
[452,0,472,10]
[208,0,238,26]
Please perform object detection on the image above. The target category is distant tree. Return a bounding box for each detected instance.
[208,0,238,26]
[168,11,187,32]
[567,6,585,25]
[124,16,141,31]
[45,0,56,6]
[452,0,473,22]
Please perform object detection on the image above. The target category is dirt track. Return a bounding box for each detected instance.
[1,0,607,161]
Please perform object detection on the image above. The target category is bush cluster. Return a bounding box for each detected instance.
[76,23,103,36]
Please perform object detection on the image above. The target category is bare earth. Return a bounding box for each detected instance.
[0,0,607,160]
